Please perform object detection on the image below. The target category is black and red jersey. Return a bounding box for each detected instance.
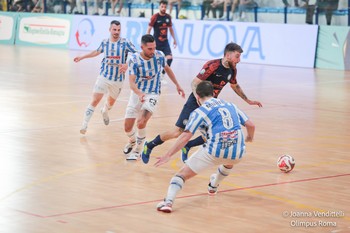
[149,13,173,46]
[196,59,237,98]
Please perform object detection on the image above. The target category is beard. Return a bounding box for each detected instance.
[228,60,236,69]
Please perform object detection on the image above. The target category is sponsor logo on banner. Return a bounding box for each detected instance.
[0,15,14,40]
[75,18,95,47]
[18,16,70,44]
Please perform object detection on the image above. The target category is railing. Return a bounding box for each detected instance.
[2,1,349,26]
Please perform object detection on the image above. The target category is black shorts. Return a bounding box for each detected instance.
[175,93,200,129]
[156,43,172,56]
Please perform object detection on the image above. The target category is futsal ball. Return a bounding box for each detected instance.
[277,155,295,173]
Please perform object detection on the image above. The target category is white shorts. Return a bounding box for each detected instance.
[125,91,160,118]
[93,75,123,100]
[186,147,245,174]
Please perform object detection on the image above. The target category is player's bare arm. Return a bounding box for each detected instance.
[129,74,145,102]
[244,120,255,142]
[191,77,202,94]
[146,26,152,34]
[164,65,185,98]
[154,131,193,167]
[230,83,263,107]
[169,27,177,48]
[73,50,101,62]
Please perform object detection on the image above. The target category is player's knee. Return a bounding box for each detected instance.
[223,164,233,170]
[136,118,147,129]
[124,119,134,132]
[174,127,183,137]
[91,98,101,106]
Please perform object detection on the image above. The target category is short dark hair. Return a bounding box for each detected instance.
[160,1,168,5]
[196,81,214,98]
[110,20,120,26]
[141,34,155,44]
[224,42,243,55]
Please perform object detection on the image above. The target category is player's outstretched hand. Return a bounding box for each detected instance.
[154,155,171,167]
[73,57,81,63]
[245,136,253,142]
[177,86,185,98]
[138,93,146,103]
[248,100,263,107]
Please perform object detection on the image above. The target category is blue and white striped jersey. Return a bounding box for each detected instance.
[97,38,137,82]
[185,98,249,159]
[128,50,166,94]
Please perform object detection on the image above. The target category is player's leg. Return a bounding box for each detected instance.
[157,147,210,213]
[144,94,198,156]
[142,126,183,163]
[133,109,153,160]
[80,77,108,134]
[156,165,196,213]
[135,94,159,163]
[124,91,141,157]
[101,81,122,125]
[80,92,104,134]
[127,93,158,161]
[208,164,233,195]
[160,45,172,79]
[208,130,246,194]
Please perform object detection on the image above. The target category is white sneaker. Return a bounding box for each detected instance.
[126,151,139,161]
[156,199,173,213]
[123,141,136,154]
[80,122,88,134]
[207,174,218,195]
[101,108,109,125]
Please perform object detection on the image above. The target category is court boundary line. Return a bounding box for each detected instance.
[13,173,350,218]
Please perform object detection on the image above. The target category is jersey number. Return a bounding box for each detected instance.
[218,108,233,129]
[149,98,157,106]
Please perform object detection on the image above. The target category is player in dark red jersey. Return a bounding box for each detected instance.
[141,42,262,164]
[147,0,177,78]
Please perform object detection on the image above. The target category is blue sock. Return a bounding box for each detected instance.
[185,136,205,149]
[147,135,164,149]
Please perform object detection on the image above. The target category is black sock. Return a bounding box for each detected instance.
[167,58,173,67]
[147,135,164,149]
[185,136,205,149]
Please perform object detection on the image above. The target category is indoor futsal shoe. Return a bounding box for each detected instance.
[156,199,173,213]
[141,141,152,164]
[207,174,218,195]
[123,141,136,155]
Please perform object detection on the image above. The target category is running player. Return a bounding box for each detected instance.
[147,0,177,80]
[141,42,262,164]
[123,34,185,160]
[154,81,255,213]
[74,20,137,135]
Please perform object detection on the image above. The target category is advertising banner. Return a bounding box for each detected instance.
[16,13,72,48]
[316,26,350,70]
[70,17,318,68]
[0,12,17,44]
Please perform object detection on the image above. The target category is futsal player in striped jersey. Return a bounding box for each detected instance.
[154,81,255,213]
[123,34,185,160]
[74,20,137,134]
